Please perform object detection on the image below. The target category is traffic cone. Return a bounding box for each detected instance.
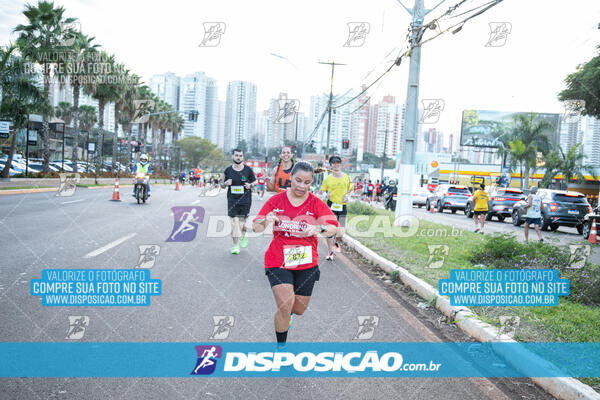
[429,200,436,213]
[110,177,121,201]
[589,219,598,244]
[175,180,180,191]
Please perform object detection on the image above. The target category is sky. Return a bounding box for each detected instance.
[1,0,599,145]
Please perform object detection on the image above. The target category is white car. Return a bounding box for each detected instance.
[412,186,430,207]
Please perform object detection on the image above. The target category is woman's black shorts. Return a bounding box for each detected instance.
[326,200,347,227]
[265,266,320,296]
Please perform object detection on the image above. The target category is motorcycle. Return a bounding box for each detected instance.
[134,171,149,204]
[384,188,397,211]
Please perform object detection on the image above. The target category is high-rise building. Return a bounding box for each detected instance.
[269,93,297,148]
[179,72,217,140]
[215,100,226,150]
[350,85,371,161]
[307,93,354,156]
[559,115,583,155]
[256,110,271,154]
[582,115,600,168]
[224,81,257,152]
[370,96,404,157]
[148,72,180,110]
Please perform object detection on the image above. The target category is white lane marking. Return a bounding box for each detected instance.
[61,199,85,205]
[83,233,137,259]
[192,199,201,205]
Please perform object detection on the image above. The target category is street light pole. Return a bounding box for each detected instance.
[61,130,65,172]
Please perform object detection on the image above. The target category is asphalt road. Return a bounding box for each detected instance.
[0,185,557,399]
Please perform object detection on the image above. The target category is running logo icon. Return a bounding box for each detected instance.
[274,99,299,124]
[563,100,585,124]
[66,316,89,340]
[199,22,226,47]
[191,345,222,375]
[497,315,520,339]
[426,245,449,269]
[485,22,512,47]
[568,244,590,269]
[136,245,160,268]
[353,315,379,340]
[421,99,444,124]
[167,207,205,242]
[209,316,235,340]
[56,173,80,197]
[344,22,370,47]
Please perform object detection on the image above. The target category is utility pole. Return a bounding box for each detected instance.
[381,129,389,183]
[394,0,445,224]
[319,60,345,159]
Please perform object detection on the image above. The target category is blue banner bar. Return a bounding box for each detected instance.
[0,342,598,378]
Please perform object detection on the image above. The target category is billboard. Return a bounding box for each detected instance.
[460,110,560,148]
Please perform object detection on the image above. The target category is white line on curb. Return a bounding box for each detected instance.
[83,233,137,259]
[61,199,84,205]
[342,233,600,400]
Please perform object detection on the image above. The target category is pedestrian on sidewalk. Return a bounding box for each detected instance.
[473,183,489,234]
[524,186,543,243]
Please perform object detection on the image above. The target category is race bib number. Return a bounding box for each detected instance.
[231,186,244,194]
[283,245,313,268]
[330,203,343,212]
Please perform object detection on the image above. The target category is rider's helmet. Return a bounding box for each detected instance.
[389,180,396,186]
[139,154,149,165]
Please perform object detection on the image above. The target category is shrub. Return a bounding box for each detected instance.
[347,201,377,216]
[469,233,600,306]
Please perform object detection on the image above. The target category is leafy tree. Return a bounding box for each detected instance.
[176,136,228,171]
[0,49,47,178]
[540,144,598,189]
[510,113,552,189]
[15,1,78,172]
[558,45,600,118]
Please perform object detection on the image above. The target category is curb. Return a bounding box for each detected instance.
[0,188,58,195]
[342,234,600,400]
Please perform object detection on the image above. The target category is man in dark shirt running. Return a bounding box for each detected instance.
[221,149,257,254]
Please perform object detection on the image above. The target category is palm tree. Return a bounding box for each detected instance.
[0,49,47,178]
[54,101,72,126]
[78,104,97,170]
[59,32,98,173]
[82,50,116,171]
[108,62,128,173]
[510,113,552,189]
[15,1,78,173]
[118,73,141,161]
[541,144,597,189]
[508,140,529,190]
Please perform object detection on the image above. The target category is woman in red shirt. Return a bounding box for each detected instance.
[253,161,339,348]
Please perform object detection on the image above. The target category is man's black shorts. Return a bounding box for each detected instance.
[367,190,373,198]
[265,266,320,296]
[327,200,347,227]
[473,210,487,216]
[228,202,251,218]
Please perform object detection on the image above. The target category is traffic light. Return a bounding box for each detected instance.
[189,111,198,121]
[342,139,349,149]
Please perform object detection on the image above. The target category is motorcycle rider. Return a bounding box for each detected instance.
[132,154,152,197]
[384,180,397,210]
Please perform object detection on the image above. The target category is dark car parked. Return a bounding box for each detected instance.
[511,189,592,233]
[465,187,525,222]
[426,184,472,214]
[582,205,600,239]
